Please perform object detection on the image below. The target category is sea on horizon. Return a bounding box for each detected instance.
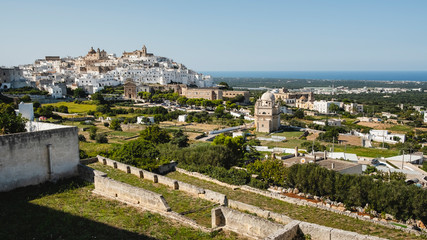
[202,71,427,82]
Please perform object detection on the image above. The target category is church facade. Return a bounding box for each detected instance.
[254,92,281,133]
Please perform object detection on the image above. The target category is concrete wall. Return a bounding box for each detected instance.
[0,125,79,192]
[93,174,171,212]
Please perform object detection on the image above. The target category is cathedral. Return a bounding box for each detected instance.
[254,92,281,133]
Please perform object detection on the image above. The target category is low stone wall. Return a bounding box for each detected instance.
[158,161,177,174]
[176,167,425,236]
[77,164,106,183]
[212,207,285,239]
[95,156,228,206]
[93,174,171,212]
[201,189,228,206]
[265,220,301,240]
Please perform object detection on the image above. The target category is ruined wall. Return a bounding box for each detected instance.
[96,156,227,205]
[212,207,285,239]
[228,200,292,225]
[0,125,79,192]
[93,174,171,212]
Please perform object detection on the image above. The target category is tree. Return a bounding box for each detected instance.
[73,88,87,98]
[89,126,97,140]
[328,103,340,114]
[0,103,27,135]
[20,95,31,103]
[139,125,170,144]
[213,134,246,164]
[95,133,108,143]
[78,134,86,142]
[91,92,105,104]
[218,82,231,90]
[112,139,160,170]
[57,105,69,113]
[109,119,122,131]
[170,129,189,148]
[294,109,305,119]
[317,128,339,143]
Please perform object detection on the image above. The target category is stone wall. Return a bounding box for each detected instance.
[0,125,79,192]
[87,157,390,240]
[95,156,227,205]
[228,200,292,225]
[177,167,425,236]
[212,207,284,239]
[93,174,171,212]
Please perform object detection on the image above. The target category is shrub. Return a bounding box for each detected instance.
[95,133,108,143]
[78,134,86,142]
[89,126,97,140]
[248,178,269,190]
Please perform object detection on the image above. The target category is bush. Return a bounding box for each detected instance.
[89,126,97,140]
[78,134,86,142]
[248,178,269,190]
[109,119,122,131]
[95,133,108,143]
[79,149,88,159]
[103,122,110,127]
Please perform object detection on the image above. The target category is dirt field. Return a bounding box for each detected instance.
[306,132,363,146]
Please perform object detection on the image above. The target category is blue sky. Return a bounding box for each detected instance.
[1,0,426,71]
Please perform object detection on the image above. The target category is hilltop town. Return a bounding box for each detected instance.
[1,45,427,240]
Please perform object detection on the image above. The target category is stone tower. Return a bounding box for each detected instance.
[255,92,281,133]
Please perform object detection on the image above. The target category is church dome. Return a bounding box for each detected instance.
[261,92,275,101]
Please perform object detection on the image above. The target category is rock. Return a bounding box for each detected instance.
[293,188,299,194]
[345,210,351,214]
[326,203,331,208]
[287,188,293,193]
[363,215,371,219]
[385,214,394,220]
[381,219,388,223]
[417,220,426,229]
[306,194,313,199]
[373,217,379,221]
[313,196,320,201]
[370,210,377,217]
[337,206,346,212]
[356,207,364,213]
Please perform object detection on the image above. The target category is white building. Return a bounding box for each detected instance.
[178,115,188,122]
[18,102,34,121]
[313,100,342,114]
[369,130,405,143]
[313,119,342,127]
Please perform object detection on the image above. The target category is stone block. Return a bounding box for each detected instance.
[299,222,332,240]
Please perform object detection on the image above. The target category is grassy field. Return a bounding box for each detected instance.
[387,124,414,133]
[79,141,119,157]
[43,101,97,113]
[166,171,423,240]
[331,145,400,158]
[89,163,216,228]
[0,178,241,240]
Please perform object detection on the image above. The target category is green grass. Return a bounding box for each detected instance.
[89,163,216,228]
[0,178,241,240]
[165,171,423,240]
[79,141,119,157]
[43,102,97,113]
[332,145,399,158]
[386,125,414,133]
[271,131,305,138]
